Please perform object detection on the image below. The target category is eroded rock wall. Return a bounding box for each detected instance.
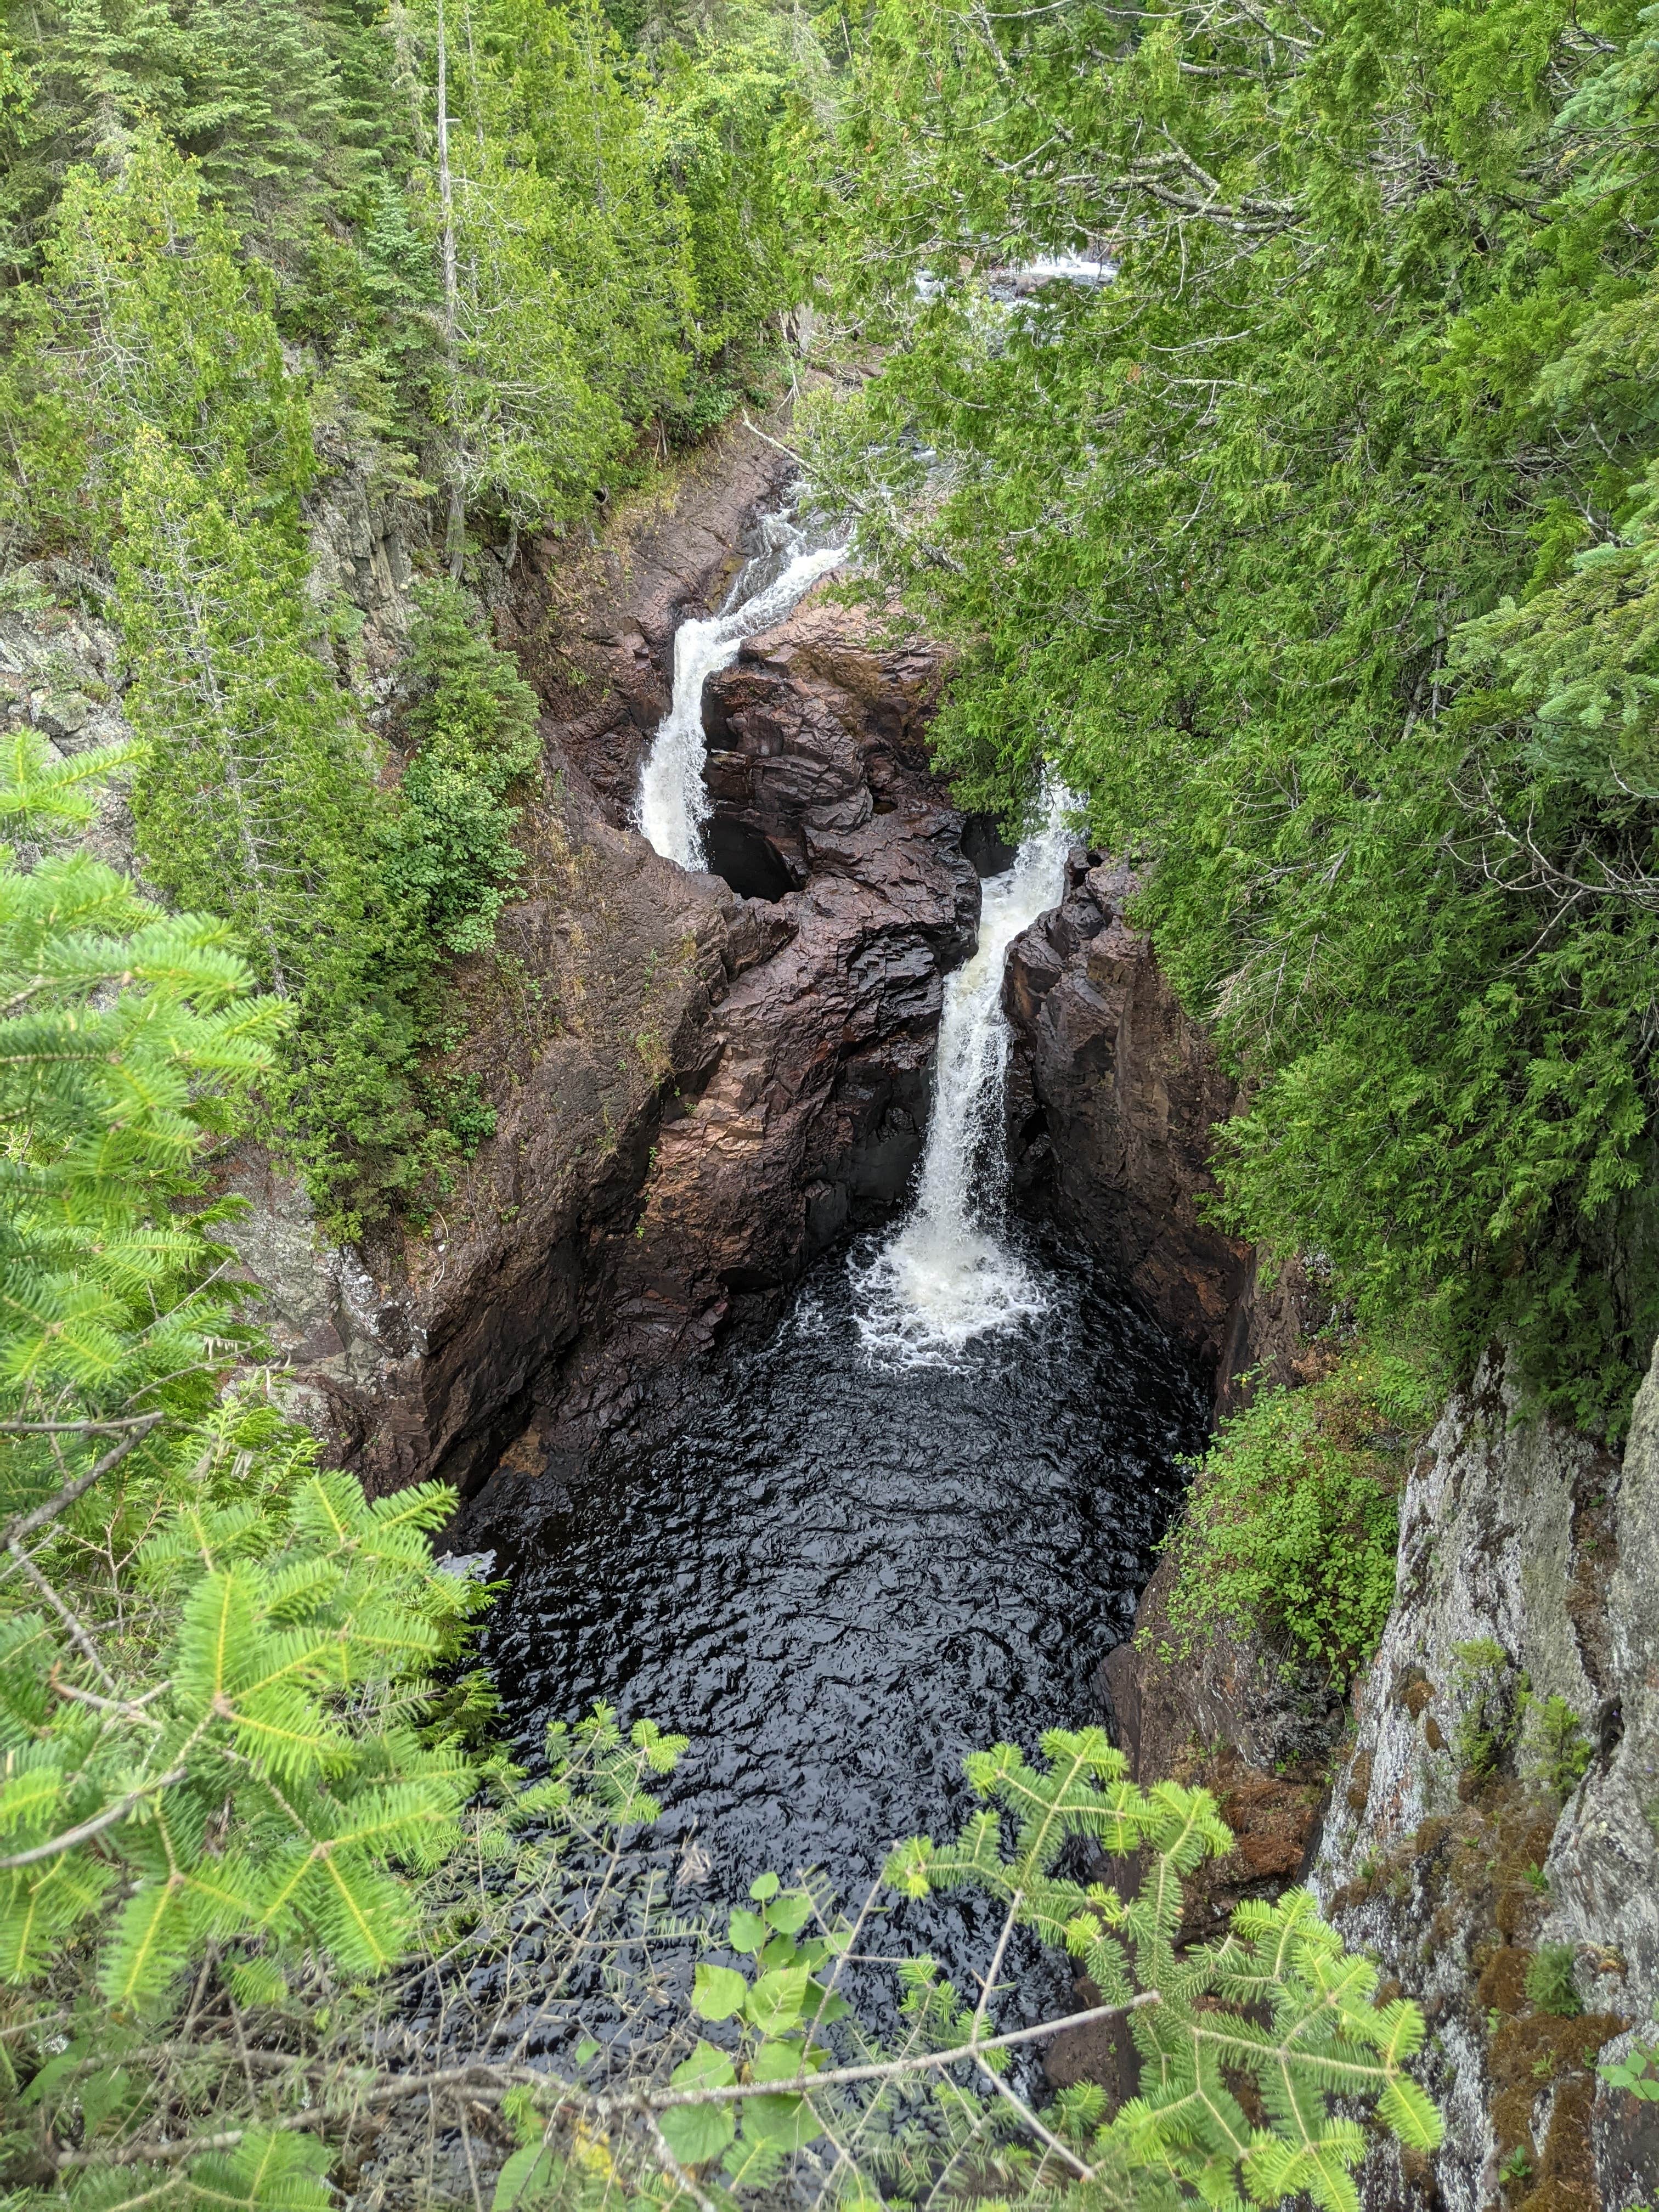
[240,420,977,1496]
[1002,848,1318,1402]
[521,596,977,1452]
[1309,1356,1659,2212]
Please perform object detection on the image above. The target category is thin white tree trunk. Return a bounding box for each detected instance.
[436,0,466,579]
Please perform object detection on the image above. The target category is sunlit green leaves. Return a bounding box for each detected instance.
[691,1962,748,2020]
[661,2040,738,2164]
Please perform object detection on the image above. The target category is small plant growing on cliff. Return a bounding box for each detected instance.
[1452,1639,1522,1779]
[1523,1692,1593,1803]
[1526,1944,1583,2018]
[1600,2037,1659,2103]
[1158,1350,1434,1685]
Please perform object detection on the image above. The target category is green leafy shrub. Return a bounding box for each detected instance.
[1451,1640,1526,1781]
[1526,1945,1583,2019]
[1600,2040,1659,2103]
[1160,1351,1437,1685]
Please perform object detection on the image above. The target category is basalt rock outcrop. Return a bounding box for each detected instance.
[237,417,977,1498]
[1002,848,1317,1401]
[493,429,795,825]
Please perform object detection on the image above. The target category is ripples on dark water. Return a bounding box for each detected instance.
[466,1228,1203,2023]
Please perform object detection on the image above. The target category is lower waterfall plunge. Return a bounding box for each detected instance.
[634,509,846,870]
[851,780,1077,1363]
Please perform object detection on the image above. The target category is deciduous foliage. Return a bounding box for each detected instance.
[1157,1350,1443,1684]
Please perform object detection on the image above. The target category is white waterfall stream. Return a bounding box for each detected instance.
[636,495,1078,1362]
[635,511,847,870]
[852,778,1078,1363]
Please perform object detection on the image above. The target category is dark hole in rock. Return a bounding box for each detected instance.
[962,811,1019,877]
[706,815,795,902]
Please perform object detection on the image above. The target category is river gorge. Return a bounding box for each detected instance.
[188,410,1659,2212]
[455,486,1206,1966]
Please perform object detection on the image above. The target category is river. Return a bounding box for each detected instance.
[467,517,1204,2001]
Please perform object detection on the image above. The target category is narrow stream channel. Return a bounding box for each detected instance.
[467,523,1205,2010]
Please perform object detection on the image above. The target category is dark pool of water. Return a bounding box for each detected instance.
[462,1227,1204,2027]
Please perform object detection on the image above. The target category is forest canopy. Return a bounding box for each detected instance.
[811,0,1659,1431]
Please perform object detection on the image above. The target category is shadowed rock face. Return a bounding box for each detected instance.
[531,598,979,1453]
[235,418,978,1499]
[702,603,956,891]
[492,427,796,824]
[1000,849,1313,1406]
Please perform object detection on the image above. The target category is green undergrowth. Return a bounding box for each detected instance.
[1156,1347,1445,1688]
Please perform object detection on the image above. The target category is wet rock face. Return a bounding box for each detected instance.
[1308,1353,1659,2212]
[702,602,956,893]
[240,416,976,1496]
[494,430,796,824]
[535,599,977,1449]
[1000,849,1312,1399]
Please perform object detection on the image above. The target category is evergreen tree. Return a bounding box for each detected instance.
[814,0,1659,1429]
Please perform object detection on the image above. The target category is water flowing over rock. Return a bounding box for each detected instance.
[231,417,979,1494]
[851,782,1075,1363]
[535,591,979,1451]
[634,512,847,868]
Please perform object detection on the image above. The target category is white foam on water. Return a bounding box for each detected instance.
[851,777,1079,1365]
[634,513,847,870]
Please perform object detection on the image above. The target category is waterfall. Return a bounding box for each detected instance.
[851,778,1078,1363]
[635,510,847,870]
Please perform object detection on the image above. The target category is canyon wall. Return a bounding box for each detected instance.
[1002,847,1321,1405]
[227,420,981,1498]
[1309,1357,1659,2212]
[33,400,1655,2210]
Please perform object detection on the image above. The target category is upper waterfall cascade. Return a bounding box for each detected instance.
[852,779,1079,1364]
[635,510,846,870]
